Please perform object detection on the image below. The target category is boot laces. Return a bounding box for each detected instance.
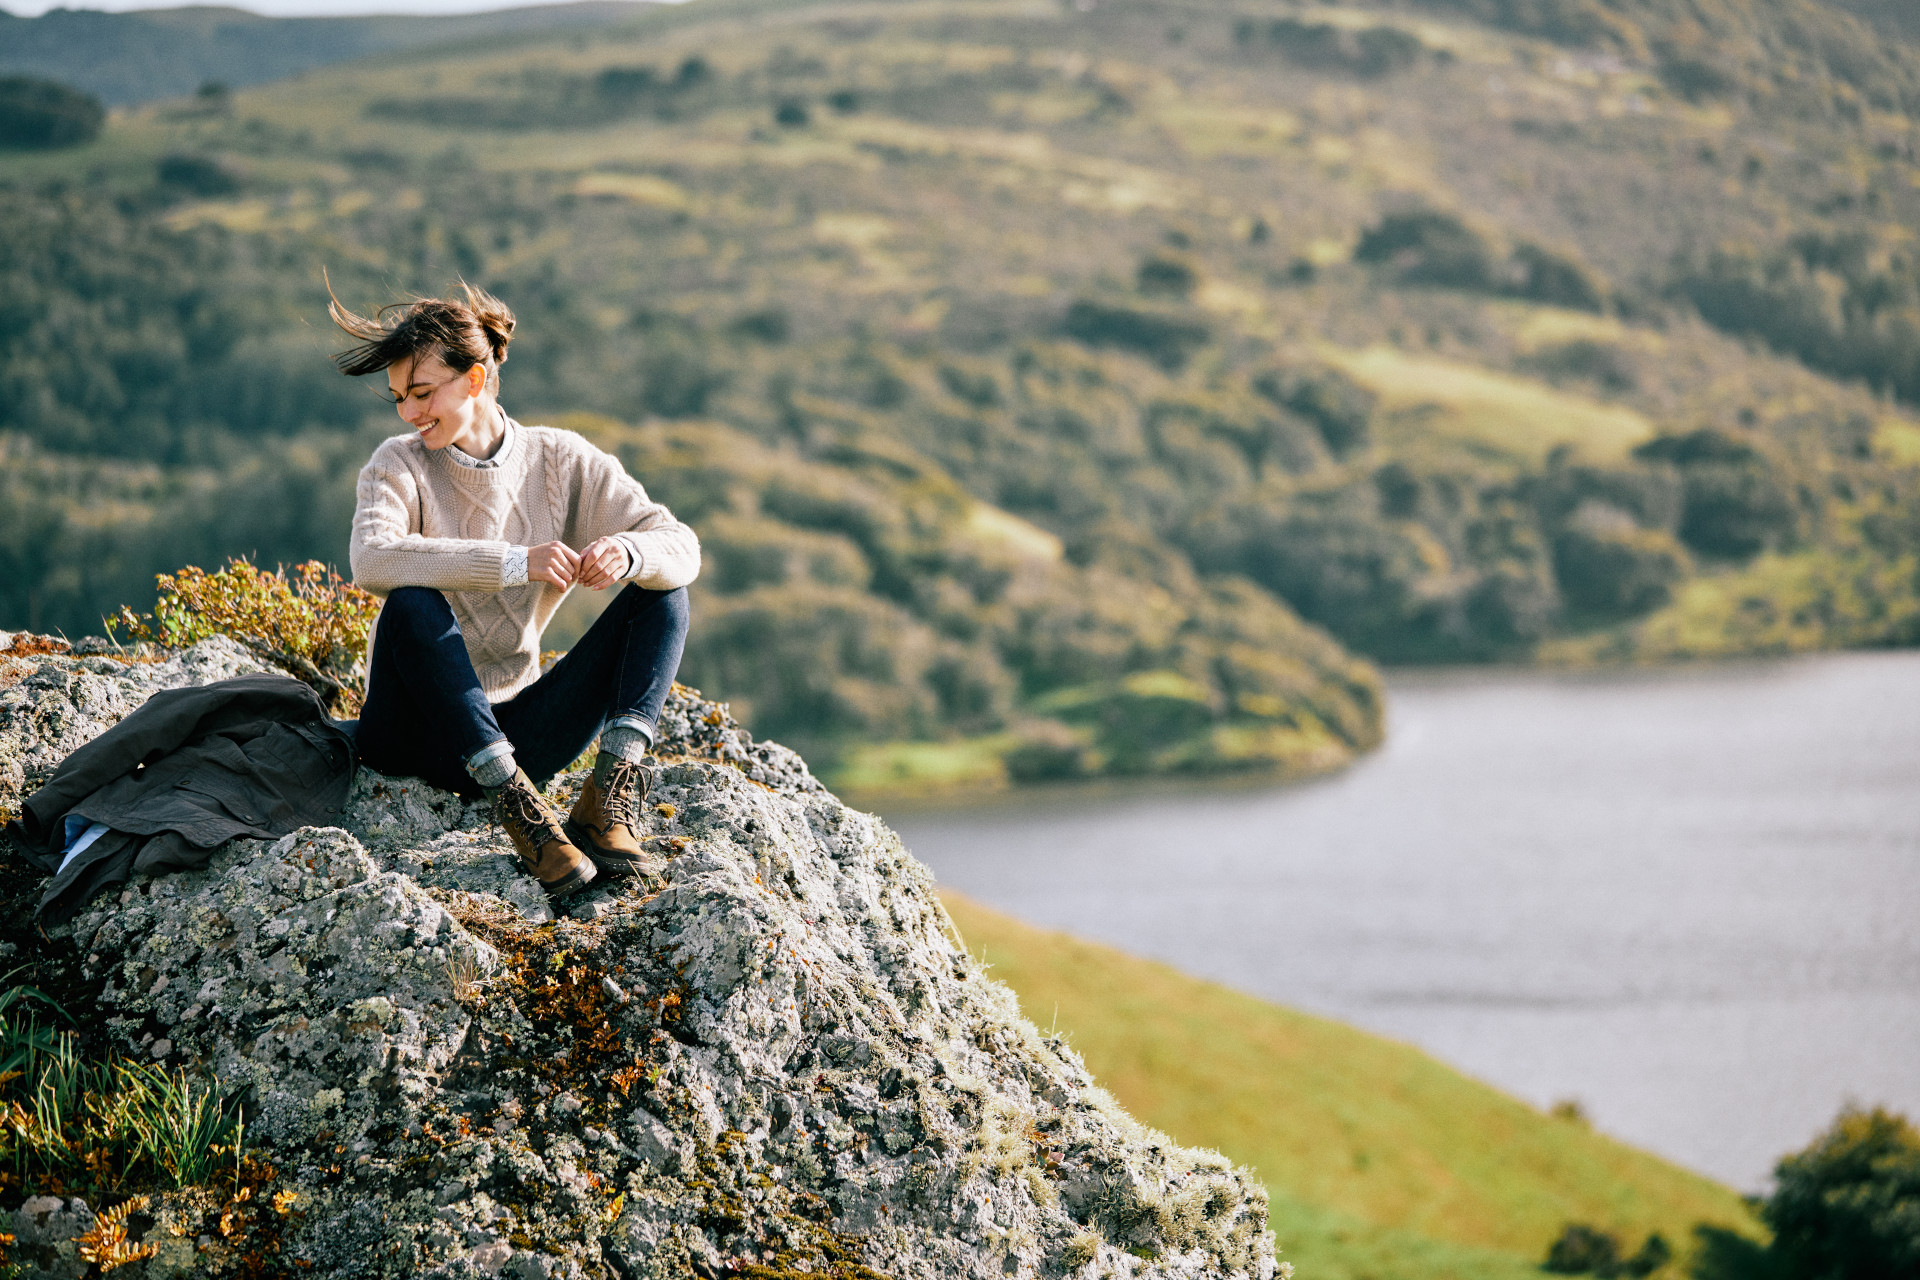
[600,759,650,829]
[493,778,564,850]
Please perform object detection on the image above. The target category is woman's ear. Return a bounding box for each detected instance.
[467,365,486,396]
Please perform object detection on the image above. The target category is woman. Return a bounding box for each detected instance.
[331,283,699,900]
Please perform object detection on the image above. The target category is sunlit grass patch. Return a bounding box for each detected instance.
[1325,344,1655,464]
[828,734,1014,800]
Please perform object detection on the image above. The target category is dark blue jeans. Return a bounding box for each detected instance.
[354,584,689,797]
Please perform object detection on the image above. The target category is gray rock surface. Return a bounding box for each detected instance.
[1,636,1279,1280]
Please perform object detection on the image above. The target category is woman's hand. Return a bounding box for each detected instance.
[528,541,581,589]
[575,536,632,591]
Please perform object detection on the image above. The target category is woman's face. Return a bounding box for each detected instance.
[386,351,491,453]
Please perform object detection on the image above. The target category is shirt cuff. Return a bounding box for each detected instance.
[502,545,530,589]
[614,535,645,582]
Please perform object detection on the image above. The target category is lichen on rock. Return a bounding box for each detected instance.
[2,636,1279,1280]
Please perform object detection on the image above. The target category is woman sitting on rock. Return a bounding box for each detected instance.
[330,282,699,900]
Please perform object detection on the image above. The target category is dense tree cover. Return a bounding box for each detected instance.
[1762,1107,1920,1279]
[0,76,102,150]
[1676,231,1920,408]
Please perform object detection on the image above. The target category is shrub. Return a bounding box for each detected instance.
[1510,242,1608,311]
[0,76,104,150]
[1546,1224,1621,1274]
[1253,367,1376,457]
[157,153,239,197]
[1001,720,1094,783]
[1543,1223,1673,1276]
[1762,1106,1920,1280]
[1062,301,1211,370]
[1354,210,1494,289]
[1634,431,1799,560]
[1242,19,1425,77]
[109,558,379,715]
[1552,508,1691,620]
[595,65,659,103]
[1137,253,1199,300]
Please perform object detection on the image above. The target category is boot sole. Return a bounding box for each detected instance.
[540,857,597,900]
[564,820,665,882]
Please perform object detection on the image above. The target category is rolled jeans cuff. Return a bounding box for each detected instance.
[600,715,654,763]
[465,737,517,787]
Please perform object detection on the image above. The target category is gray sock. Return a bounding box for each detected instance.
[596,718,652,785]
[467,739,517,790]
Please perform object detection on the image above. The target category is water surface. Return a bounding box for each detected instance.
[884,652,1920,1190]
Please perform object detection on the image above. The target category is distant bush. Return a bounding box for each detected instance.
[1354,210,1494,289]
[1236,18,1425,77]
[1634,430,1799,560]
[1552,510,1691,621]
[1136,253,1199,300]
[1253,367,1376,457]
[594,65,660,103]
[1510,242,1608,311]
[1521,339,1639,392]
[1418,0,1647,55]
[728,308,791,343]
[1062,300,1210,370]
[774,98,810,127]
[1761,1106,1920,1280]
[1543,1223,1673,1277]
[1001,719,1094,782]
[0,76,104,150]
[1658,53,1740,101]
[157,153,239,197]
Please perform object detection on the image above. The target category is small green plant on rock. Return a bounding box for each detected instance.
[0,982,247,1200]
[108,557,379,715]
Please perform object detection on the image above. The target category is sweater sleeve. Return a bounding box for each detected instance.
[349,442,513,595]
[559,433,701,591]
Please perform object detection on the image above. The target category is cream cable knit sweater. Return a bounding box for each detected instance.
[350,416,700,702]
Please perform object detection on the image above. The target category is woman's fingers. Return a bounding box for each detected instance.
[575,536,630,590]
[529,541,579,589]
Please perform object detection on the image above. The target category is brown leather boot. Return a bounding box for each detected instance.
[490,768,596,899]
[565,758,663,882]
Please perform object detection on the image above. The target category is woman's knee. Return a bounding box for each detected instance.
[381,586,453,634]
[615,583,690,630]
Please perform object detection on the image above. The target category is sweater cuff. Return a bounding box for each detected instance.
[502,545,530,589]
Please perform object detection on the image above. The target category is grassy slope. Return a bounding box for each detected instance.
[941,892,1760,1279]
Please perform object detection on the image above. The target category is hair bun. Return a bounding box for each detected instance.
[462,281,515,364]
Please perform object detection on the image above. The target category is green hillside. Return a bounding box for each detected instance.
[943,891,1763,1280]
[6,0,1920,786]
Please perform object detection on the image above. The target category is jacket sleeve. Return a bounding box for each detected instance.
[563,434,702,591]
[349,442,512,595]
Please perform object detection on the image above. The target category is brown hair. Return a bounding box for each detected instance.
[328,279,516,387]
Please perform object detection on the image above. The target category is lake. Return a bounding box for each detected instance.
[882,651,1920,1191]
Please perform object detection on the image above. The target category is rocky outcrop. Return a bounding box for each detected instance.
[0,634,1279,1280]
